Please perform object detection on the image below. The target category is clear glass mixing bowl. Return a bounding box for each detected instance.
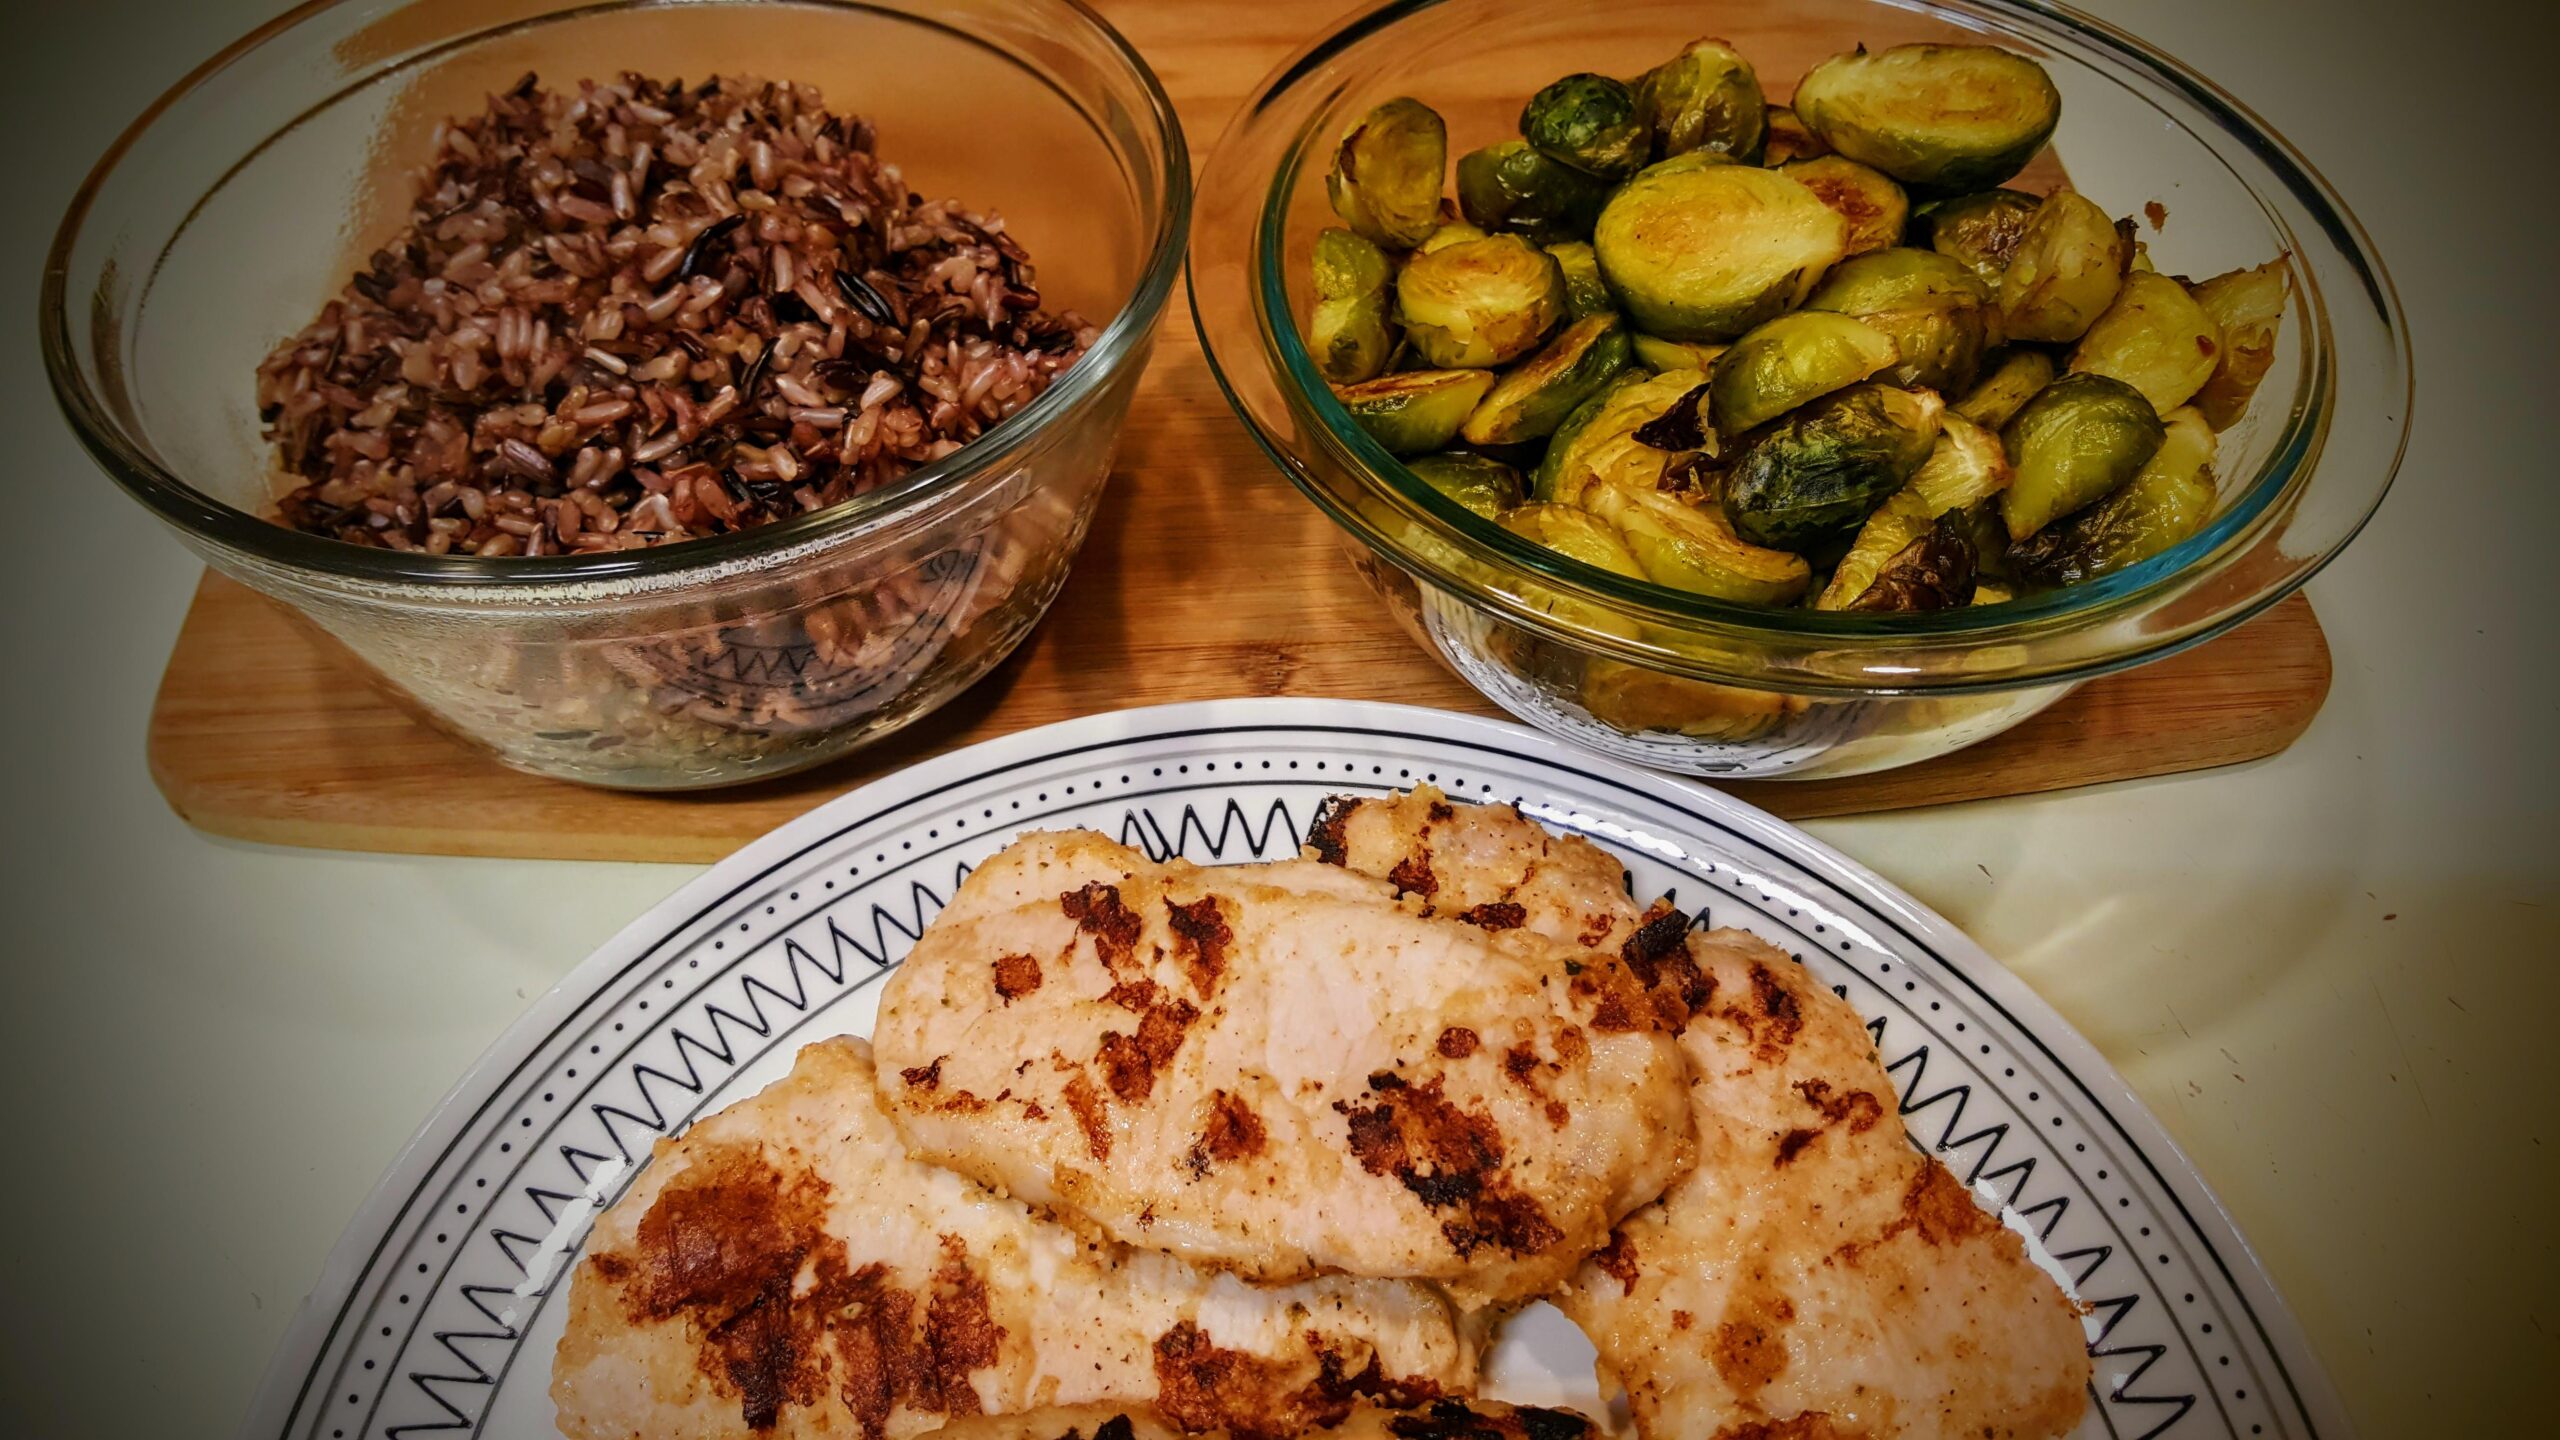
[1192,0,2407,778]
[46,0,1188,789]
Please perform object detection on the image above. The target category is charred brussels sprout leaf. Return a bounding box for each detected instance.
[2185,260,2291,430]
[2010,406,2215,585]
[1544,241,1616,319]
[1997,190,2131,344]
[1635,38,1767,161]
[1586,481,1812,603]
[2069,270,2224,415]
[1594,161,1846,340]
[1334,368,1498,455]
[1395,233,1567,368]
[1308,228,1397,383]
[1818,413,2009,607]
[1778,156,1909,257]
[1532,367,1708,503]
[1910,188,2040,284]
[1844,512,1979,612]
[1761,105,1829,165]
[1327,98,1448,249]
[1500,502,1648,579]
[1463,313,1634,445]
[1792,43,2061,193]
[1998,371,2166,540]
[1405,452,1526,519]
[1456,140,1613,244]
[1522,74,1650,179]
[1952,347,2059,429]
[1722,382,1945,550]
[1417,219,1490,254]
[1708,310,1901,436]
[1632,334,1731,373]
[1804,247,1995,393]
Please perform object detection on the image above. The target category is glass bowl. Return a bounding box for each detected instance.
[1192,0,2407,779]
[45,0,1187,789]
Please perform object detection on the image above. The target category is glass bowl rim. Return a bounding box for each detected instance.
[1201,0,2410,668]
[40,0,1193,592]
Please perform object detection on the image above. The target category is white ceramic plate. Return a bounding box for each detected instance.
[239,699,2348,1440]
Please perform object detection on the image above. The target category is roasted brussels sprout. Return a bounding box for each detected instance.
[1462,314,1634,446]
[1909,188,2039,284]
[2069,270,2223,415]
[1334,368,1498,455]
[1522,74,1649,179]
[1309,228,1397,383]
[1843,512,1978,612]
[1395,233,1566,368]
[1405,451,1526,519]
[1804,247,1995,393]
[1635,38,1766,161]
[1708,310,1900,435]
[1996,190,2131,344]
[1631,334,1730,373]
[1593,161,1846,340]
[1586,481,1812,603]
[1761,105,1828,165]
[1326,98,1448,249]
[1816,412,2008,607]
[2186,259,2290,430]
[1951,347,2058,429]
[1417,219,1490,254]
[1778,156,1908,257]
[1545,241,1615,319]
[1456,140,1613,244]
[1792,43,2061,193]
[1533,367,1707,502]
[1722,382,1945,550]
[1581,662,1796,739]
[2010,406,2215,585]
[1998,371,2165,541]
[1500,502,1647,579]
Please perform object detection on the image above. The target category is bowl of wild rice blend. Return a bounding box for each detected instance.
[44,0,1188,789]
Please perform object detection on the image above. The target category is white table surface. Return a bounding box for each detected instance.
[0,0,2550,1434]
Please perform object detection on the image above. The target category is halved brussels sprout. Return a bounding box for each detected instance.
[1586,481,1812,604]
[1309,228,1397,384]
[1395,233,1567,368]
[1405,451,1526,519]
[1998,371,2166,540]
[1631,334,1730,373]
[1843,512,1979,612]
[1545,241,1615,319]
[1909,188,2040,284]
[1593,162,1846,340]
[1532,367,1707,502]
[1462,314,1634,446]
[1707,310,1901,435]
[1327,98,1448,249]
[1792,43,2061,193]
[1778,156,1909,257]
[1721,382,1945,550]
[1417,219,1491,254]
[1635,38,1766,161]
[1522,73,1649,179]
[1334,368,1498,455]
[1803,247,1995,393]
[2069,270,2224,415]
[1816,412,2008,607]
[2186,259,2291,430]
[2010,406,2216,585]
[1456,140,1613,244]
[1761,105,1828,165]
[1996,190,2131,344]
[1951,347,2058,429]
[1581,661,1796,740]
[1500,502,1647,578]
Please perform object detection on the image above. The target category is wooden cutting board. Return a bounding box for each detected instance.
[140,0,2334,863]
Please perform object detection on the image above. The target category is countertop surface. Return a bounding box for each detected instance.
[1,0,2550,1434]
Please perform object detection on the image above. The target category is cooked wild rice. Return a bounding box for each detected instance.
[256,73,1097,555]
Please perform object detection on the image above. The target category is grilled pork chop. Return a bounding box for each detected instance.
[551,1037,1475,1440]
[915,1398,1604,1440]
[870,829,1694,1309]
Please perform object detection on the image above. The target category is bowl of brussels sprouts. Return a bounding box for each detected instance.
[1191,0,2408,779]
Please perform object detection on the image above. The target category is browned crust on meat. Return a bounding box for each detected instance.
[1620,905,1715,1030]
[1795,1079,1883,1134]
[1336,1074,1563,1260]
[1590,1228,1640,1296]
[1097,998,1200,1104]
[1709,1279,1797,1399]
[1708,1417,1857,1440]
[1833,1162,2004,1268]
[1305,797,1356,866]
[1187,1089,1269,1176]
[1436,1027,1480,1059]
[1719,960,1805,1061]
[1165,895,1233,1001]
[1384,1399,1597,1439]
[1151,1322,1441,1439]
[992,953,1042,1003]
[1061,882,1143,968]
[1386,854,1438,899]
[1455,901,1528,931]
[1062,1072,1111,1161]
[900,1058,944,1091]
